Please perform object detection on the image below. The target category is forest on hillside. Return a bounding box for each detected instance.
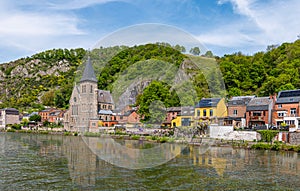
[0,40,299,113]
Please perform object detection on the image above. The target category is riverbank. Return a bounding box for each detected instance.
[3,129,300,153]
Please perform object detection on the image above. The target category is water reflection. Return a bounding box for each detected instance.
[1,133,300,190]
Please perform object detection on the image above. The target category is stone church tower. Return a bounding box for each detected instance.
[65,57,98,132]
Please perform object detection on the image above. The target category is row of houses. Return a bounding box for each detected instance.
[165,89,300,131]
[0,107,66,129]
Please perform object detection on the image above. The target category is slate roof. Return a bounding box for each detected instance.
[195,98,221,108]
[1,108,19,115]
[166,107,182,112]
[276,89,300,104]
[228,96,255,106]
[246,97,272,111]
[80,56,97,83]
[179,106,195,116]
[98,90,114,104]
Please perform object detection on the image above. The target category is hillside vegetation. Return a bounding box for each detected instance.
[0,40,299,112]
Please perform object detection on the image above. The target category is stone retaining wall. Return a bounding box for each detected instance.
[289,132,300,145]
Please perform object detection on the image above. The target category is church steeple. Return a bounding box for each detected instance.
[80,56,97,83]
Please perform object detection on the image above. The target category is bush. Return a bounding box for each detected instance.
[131,135,140,140]
[159,136,169,143]
[257,130,279,142]
[7,129,16,132]
[251,143,272,150]
[11,124,22,130]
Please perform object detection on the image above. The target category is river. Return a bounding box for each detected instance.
[0,133,300,190]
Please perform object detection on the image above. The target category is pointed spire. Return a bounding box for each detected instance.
[80,56,97,83]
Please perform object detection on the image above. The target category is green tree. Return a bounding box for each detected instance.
[204,50,213,58]
[137,81,179,123]
[190,47,200,55]
[29,114,41,122]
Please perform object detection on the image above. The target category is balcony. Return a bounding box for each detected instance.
[249,116,265,121]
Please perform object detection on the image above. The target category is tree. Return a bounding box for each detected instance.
[29,114,41,122]
[41,89,55,106]
[190,47,200,55]
[137,81,179,123]
[204,50,213,58]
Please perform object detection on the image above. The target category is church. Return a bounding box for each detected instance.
[64,57,117,132]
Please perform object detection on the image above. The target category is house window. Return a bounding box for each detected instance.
[291,108,296,115]
[233,109,238,115]
[203,109,207,117]
[82,85,86,93]
[278,104,282,108]
[210,109,213,117]
[278,112,285,117]
[181,118,191,126]
[253,111,261,116]
[92,122,96,126]
[197,110,200,116]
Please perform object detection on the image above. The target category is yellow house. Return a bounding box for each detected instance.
[194,98,227,121]
[171,106,194,127]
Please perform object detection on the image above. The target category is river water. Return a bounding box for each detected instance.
[1,133,300,190]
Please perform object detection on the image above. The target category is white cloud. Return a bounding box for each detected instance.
[47,0,127,10]
[202,0,300,52]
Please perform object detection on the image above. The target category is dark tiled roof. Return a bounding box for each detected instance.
[228,96,255,106]
[276,89,300,104]
[166,107,182,112]
[195,98,221,108]
[98,90,113,104]
[2,108,19,115]
[80,56,97,83]
[246,97,272,111]
[179,106,194,116]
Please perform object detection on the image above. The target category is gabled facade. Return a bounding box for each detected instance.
[194,98,227,124]
[0,108,20,129]
[225,96,255,128]
[272,89,300,131]
[246,97,274,128]
[162,107,181,127]
[171,106,195,127]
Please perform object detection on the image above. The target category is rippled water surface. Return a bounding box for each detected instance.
[1,133,300,190]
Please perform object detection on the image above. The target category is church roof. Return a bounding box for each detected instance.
[98,90,114,104]
[80,56,97,83]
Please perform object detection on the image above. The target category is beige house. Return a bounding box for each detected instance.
[0,108,20,129]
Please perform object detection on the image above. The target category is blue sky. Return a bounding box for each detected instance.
[0,0,299,63]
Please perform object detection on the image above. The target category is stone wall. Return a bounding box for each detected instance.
[209,125,259,141]
[289,132,300,145]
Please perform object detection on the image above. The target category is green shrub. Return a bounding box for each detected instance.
[159,136,169,143]
[257,130,279,142]
[64,132,71,136]
[7,129,16,132]
[11,124,22,130]
[251,143,272,150]
[131,135,140,140]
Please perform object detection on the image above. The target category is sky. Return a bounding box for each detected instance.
[0,0,299,64]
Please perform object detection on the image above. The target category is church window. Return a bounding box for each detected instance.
[74,97,77,102]
[90,85,93,93]
[82,85,86,93]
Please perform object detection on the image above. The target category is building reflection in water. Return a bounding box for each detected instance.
[11,134,300,188]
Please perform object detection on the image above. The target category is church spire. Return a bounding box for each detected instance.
[80,56,97,83]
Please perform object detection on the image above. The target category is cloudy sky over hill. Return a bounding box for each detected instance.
[0,0,299,63]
